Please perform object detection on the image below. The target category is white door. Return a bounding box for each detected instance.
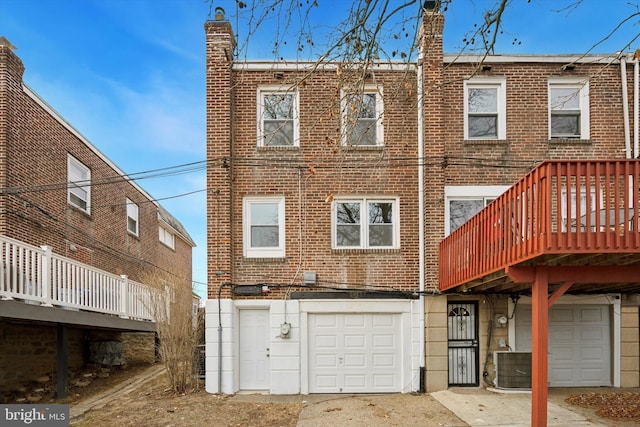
[309,313,401,393]
[239,309,270,390]
[515,305,611,386]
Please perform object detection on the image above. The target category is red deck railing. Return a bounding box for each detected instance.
[439,160,640,292]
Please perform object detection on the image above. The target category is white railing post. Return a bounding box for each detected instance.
[120,275,129,318]
[39,246,53,307]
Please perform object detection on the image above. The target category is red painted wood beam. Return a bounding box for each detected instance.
[506,265,640,284]
[531,267,549,427]
[548,282,574,307]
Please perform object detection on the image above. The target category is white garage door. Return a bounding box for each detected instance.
[309,313,401,393]
[515,305,611,386]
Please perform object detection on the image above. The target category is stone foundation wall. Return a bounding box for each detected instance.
[122,332,156,365]
[0,321,84,392]
[0,323,156,394]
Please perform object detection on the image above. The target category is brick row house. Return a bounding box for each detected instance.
[0,37,195,395]
[205,6,640,398]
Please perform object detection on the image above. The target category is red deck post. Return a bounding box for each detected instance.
[531,266,549,427]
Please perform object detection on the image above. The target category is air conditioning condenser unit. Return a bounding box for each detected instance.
[494,351,531,389]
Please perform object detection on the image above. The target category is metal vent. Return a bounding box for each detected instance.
[494,351,531,389]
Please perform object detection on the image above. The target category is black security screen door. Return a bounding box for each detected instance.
[447,301,480,386]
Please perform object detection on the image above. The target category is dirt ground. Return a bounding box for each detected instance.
[71,369,301,427]
[7,364,640,426]
[67,365,464,427]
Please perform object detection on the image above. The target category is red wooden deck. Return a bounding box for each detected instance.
[440,160,640,295]
[438,160,640,427]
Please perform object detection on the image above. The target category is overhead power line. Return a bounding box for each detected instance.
[0,154,540,203]
[0,159,209,195]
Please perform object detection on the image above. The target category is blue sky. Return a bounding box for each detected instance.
[1,0,638,299]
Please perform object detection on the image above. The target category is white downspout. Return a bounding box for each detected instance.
[621,56,631,159]
[417,50,426,389]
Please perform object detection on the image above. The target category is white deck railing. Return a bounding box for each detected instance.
[0,234,162,321]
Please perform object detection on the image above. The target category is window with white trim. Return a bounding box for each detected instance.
[257,87,299,147]
[445,186,509,235]
[549,79,589,139]
[342,86,384,146]
[67,155,91,213]
[560,186,599,232]
[464,78,506,140]
[159,226,175,249]
[333,197,398,249]
[243,197,286,258]
[126,198,139,236]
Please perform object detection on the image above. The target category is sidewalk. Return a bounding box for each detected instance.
[431,389,608,427]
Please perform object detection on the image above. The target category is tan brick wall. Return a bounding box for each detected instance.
[425,295,448,391]
[621,307,639,388]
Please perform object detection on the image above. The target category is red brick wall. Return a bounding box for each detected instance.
[205,20,235,298]
[426,60,631,287]
[421,12,446,291]
[0,45,192,286]
[207,15,635,296]
[206,22,420,297]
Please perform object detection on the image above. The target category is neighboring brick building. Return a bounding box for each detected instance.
[0,36,195,394]
[205,7,639,395]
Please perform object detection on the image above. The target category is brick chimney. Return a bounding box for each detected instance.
[0,36,24,82]
[205,9,236,299]
[0,37,24,207]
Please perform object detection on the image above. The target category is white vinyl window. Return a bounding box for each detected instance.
[67,155,91,213]
[257,87,299,147]
[243,197,286,258]
[159,226,175,249]
[342,86,384,146]
[464,78,506,140]
[333,197,399,249]
[561,187,600,232]
[445,186,509,235]
[549,79,590,139]
[126,198,139,236]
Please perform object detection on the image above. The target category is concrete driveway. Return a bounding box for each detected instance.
[430,389,609,427]
[289,388,615,427]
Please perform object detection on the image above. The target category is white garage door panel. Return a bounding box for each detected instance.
[345,375,366,388]
[374,353,394,366]
[374,375,395,387]
[315,354,337,367]
[345,335,365,347]
[515,305,611,387]
[309,313,402,393]
[316,376,337,388]
[345,354,366,367]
